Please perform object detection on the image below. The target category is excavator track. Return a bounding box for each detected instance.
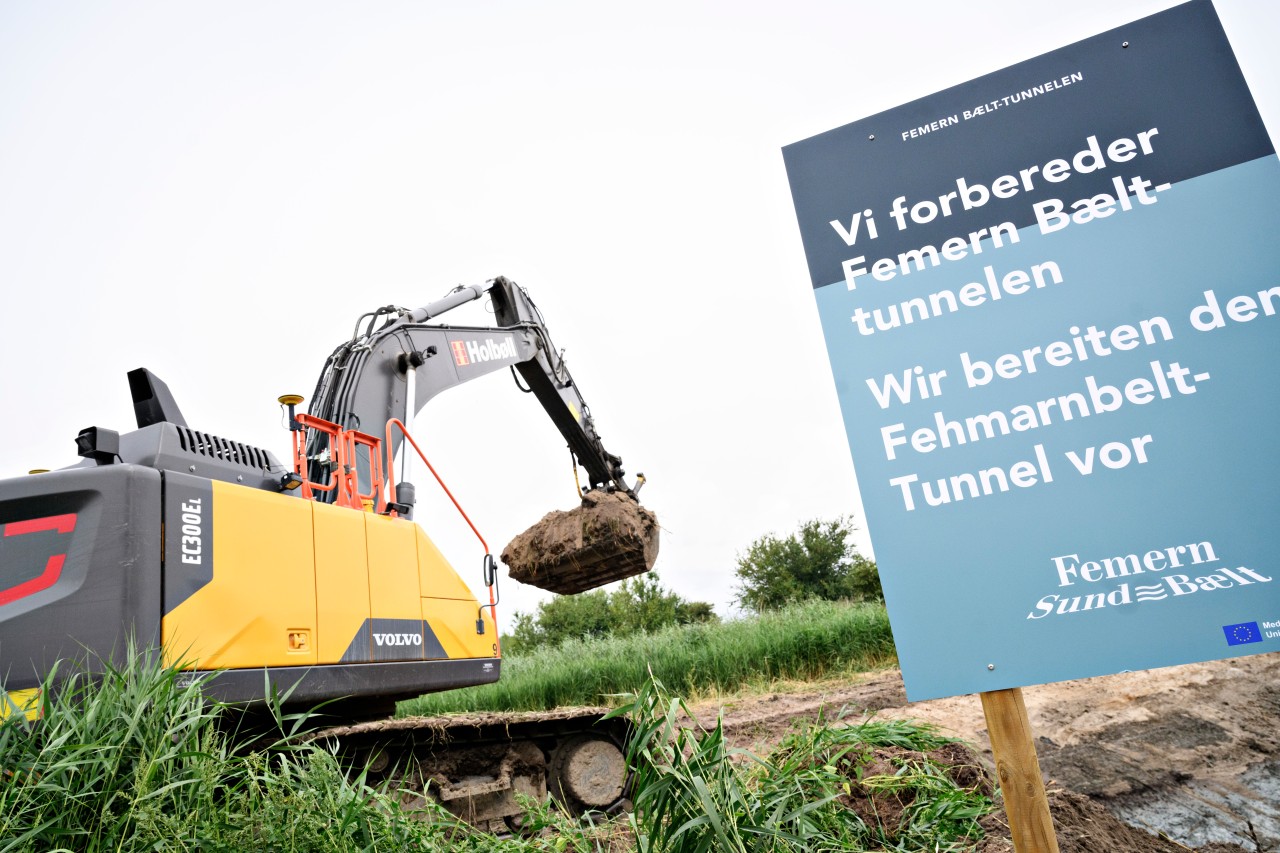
[314,707,633,832]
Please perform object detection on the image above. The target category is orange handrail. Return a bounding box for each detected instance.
[285,412,498,648]
[289,413,386,513]
[385,418,499,652]
[384,418,488,554]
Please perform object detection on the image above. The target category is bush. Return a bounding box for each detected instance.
[734,516,881,612]
[503,572,717,654]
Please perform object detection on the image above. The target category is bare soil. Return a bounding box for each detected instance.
[688,652,1280,852]
[501,491,659,594]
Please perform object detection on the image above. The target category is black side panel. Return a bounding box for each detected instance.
[195,657,500,707]
[162,472,214,614]
[339,617,450,663]
[0,465,162,690]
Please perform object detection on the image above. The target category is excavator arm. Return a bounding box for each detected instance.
[306,276,628,497]
[301,277,657,595]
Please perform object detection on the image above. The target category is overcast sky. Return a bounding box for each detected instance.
[1,0,1276,623]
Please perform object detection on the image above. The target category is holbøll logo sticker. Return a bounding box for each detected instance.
[449,340,470,366]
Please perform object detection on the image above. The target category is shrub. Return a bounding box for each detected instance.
[734,517,881,612]
[503,573,718,654]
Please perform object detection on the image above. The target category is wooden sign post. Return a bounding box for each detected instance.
[981,688,1059,853]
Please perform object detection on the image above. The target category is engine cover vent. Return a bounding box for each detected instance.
[176,427,272,471]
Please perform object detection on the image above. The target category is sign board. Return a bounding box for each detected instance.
[783,0,1280,701]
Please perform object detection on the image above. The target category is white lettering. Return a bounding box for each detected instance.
[464,338,517,363]
[176,496,204,565]
[372,633,423,647]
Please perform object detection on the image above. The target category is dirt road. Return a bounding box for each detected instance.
[691,652,1279,851]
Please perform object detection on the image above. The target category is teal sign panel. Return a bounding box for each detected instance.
[783,0,1280,701]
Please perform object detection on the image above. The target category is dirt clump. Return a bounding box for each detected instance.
[834,745,919,833]
[501,489,658,594]
[834,741,993,842]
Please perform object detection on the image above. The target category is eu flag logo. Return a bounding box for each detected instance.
[1223,622,1263,646]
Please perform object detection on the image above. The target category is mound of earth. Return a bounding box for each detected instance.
[689,652,1279,851]
[832,739,995,847]
[825,738,1244,852]
[501,490,658,594]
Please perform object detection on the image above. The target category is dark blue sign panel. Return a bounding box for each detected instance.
[784,0,1280,701]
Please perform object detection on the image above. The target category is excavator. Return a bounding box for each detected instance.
[0,276,658,829]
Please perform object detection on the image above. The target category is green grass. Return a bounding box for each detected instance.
[0,650,620,852]
[0,633,995,853]
[400,599,896,716]
[0,652,429,851]
[611,678,993,852]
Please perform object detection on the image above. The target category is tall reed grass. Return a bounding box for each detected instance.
[1,633,991,853]
[0,651,460,851]
[611,678,992,852]
[401,599,895,716]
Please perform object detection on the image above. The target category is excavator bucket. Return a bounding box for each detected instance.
[501,490,659,595]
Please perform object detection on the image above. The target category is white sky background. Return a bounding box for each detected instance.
[1,0,1276,624]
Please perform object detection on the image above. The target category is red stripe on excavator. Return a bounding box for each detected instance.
[0,513,77,606]
[0,555,67,606]
[5,514,77,536]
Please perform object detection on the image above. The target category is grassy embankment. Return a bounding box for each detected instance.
[0,602,996,851]
[401,598,897,716]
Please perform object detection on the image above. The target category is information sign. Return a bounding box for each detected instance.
[783,0,1280,700]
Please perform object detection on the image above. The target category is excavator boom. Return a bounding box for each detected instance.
[308,277,627,494]
[304,276,657,594]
